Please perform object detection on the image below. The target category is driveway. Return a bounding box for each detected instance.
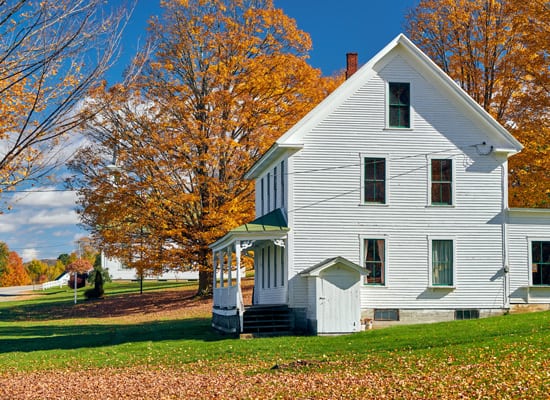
[0,285,37,301]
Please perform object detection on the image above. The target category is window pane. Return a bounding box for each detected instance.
[365,160,375,179]
[440,160,452,180]
[432,160,442,181]
[375,160,385,180]
[432,240,453,286]
[440,183,452,204]
[365,182,375,202]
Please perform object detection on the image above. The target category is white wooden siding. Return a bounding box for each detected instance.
[286,53,507,310]
[255,156,288,218]
[508,210,550,304]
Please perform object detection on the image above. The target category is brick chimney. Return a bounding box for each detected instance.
[346,52,358,79]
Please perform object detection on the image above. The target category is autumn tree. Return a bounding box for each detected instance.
[70,0,343,294]
[25,259,49,284]
[0,0,134,205]
[0,252,31,287]
[66,258,92,289]
[406,0,550,207]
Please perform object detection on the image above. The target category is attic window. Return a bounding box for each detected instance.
[388,82,410,128]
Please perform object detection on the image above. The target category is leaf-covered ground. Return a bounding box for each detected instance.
[0,281,548,399]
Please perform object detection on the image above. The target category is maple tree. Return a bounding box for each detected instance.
[0,247,31,286]
[406,0,550,207]
[0,0,133,205]
[70,0,343,294]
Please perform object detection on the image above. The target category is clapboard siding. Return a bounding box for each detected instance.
[285,51,507,310]
[507,210,550,304]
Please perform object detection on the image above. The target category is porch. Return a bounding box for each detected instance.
[210,208,290,334]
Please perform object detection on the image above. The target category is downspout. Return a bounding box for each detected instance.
[501,162,510,309]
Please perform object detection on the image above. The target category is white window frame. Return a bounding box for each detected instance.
[385,81,414,130]
[360,153,390,206]
[528,237,550,287]
[428,236,456,289]
[427,156,456,207]
[359,234,389,287]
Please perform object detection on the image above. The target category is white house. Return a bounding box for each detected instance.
[210,34,550,335]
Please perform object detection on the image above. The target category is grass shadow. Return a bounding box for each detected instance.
[0,317,226,353]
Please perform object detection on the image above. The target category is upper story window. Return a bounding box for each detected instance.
[388,82,410,128]
[364,158,386,204]
[431,159,453,205]
[532,241,550,285]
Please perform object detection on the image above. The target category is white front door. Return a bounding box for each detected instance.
[317,267,361,334]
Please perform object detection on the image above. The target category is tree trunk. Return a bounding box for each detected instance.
[197,269,213,297]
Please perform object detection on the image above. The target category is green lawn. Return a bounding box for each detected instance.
[0,284,548,398]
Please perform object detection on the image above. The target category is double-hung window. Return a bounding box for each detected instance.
[431,239,454,286]
[431,159,453,205]
[364,158,386,204]
[364,238,385,285]
[531,241,550,285]
[389,82,410,128]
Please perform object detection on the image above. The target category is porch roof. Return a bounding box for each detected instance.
[210,208,289,250]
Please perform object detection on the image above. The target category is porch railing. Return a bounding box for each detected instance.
[213,285,239,310]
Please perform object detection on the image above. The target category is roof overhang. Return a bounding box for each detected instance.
[299,256,366,277]
[245,143,303,180]
[210,208,289,251]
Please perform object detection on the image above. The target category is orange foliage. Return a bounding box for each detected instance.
[71,0,343,293]
[0,252,31,287]
[406,0,550,207]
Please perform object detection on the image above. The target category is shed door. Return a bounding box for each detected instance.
[318,266,360,334]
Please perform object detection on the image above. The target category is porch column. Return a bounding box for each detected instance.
[218,250,224,288]
[227,245,233,287]
[212,249,217,288]
[235,240,242,287]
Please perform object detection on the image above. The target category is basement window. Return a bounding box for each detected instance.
[374,309,399,321]
[454,309,480,320]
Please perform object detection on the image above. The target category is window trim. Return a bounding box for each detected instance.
[386,81,412,129]
[360,153,389,206]
[528,237,550,287]
[428,157,456,207]
[360,234,388,287]
[428,236,456,288]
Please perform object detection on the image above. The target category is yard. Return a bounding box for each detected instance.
[0,280,548,399]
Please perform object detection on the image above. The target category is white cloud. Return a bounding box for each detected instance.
[0,221,16,233]
[12,188,77,208]
[22,248,39,262]
[28,209,79,226]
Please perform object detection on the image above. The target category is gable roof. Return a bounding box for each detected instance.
[246,33,523,179]
[299,256,366,277]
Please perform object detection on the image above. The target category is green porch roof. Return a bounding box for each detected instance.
[230,208,289,233]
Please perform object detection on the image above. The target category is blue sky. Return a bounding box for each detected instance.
[0,0,417,261]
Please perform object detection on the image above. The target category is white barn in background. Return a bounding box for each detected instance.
[102,253,198,281]
[211,34,550,335]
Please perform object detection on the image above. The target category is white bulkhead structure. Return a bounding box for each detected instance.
[211,34,550,335]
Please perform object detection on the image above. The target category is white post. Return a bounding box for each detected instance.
[212,250,217,289]
[219,251,224,288]
[236,241,242,287]
[228,246,233,287]
[73,271,77,304]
